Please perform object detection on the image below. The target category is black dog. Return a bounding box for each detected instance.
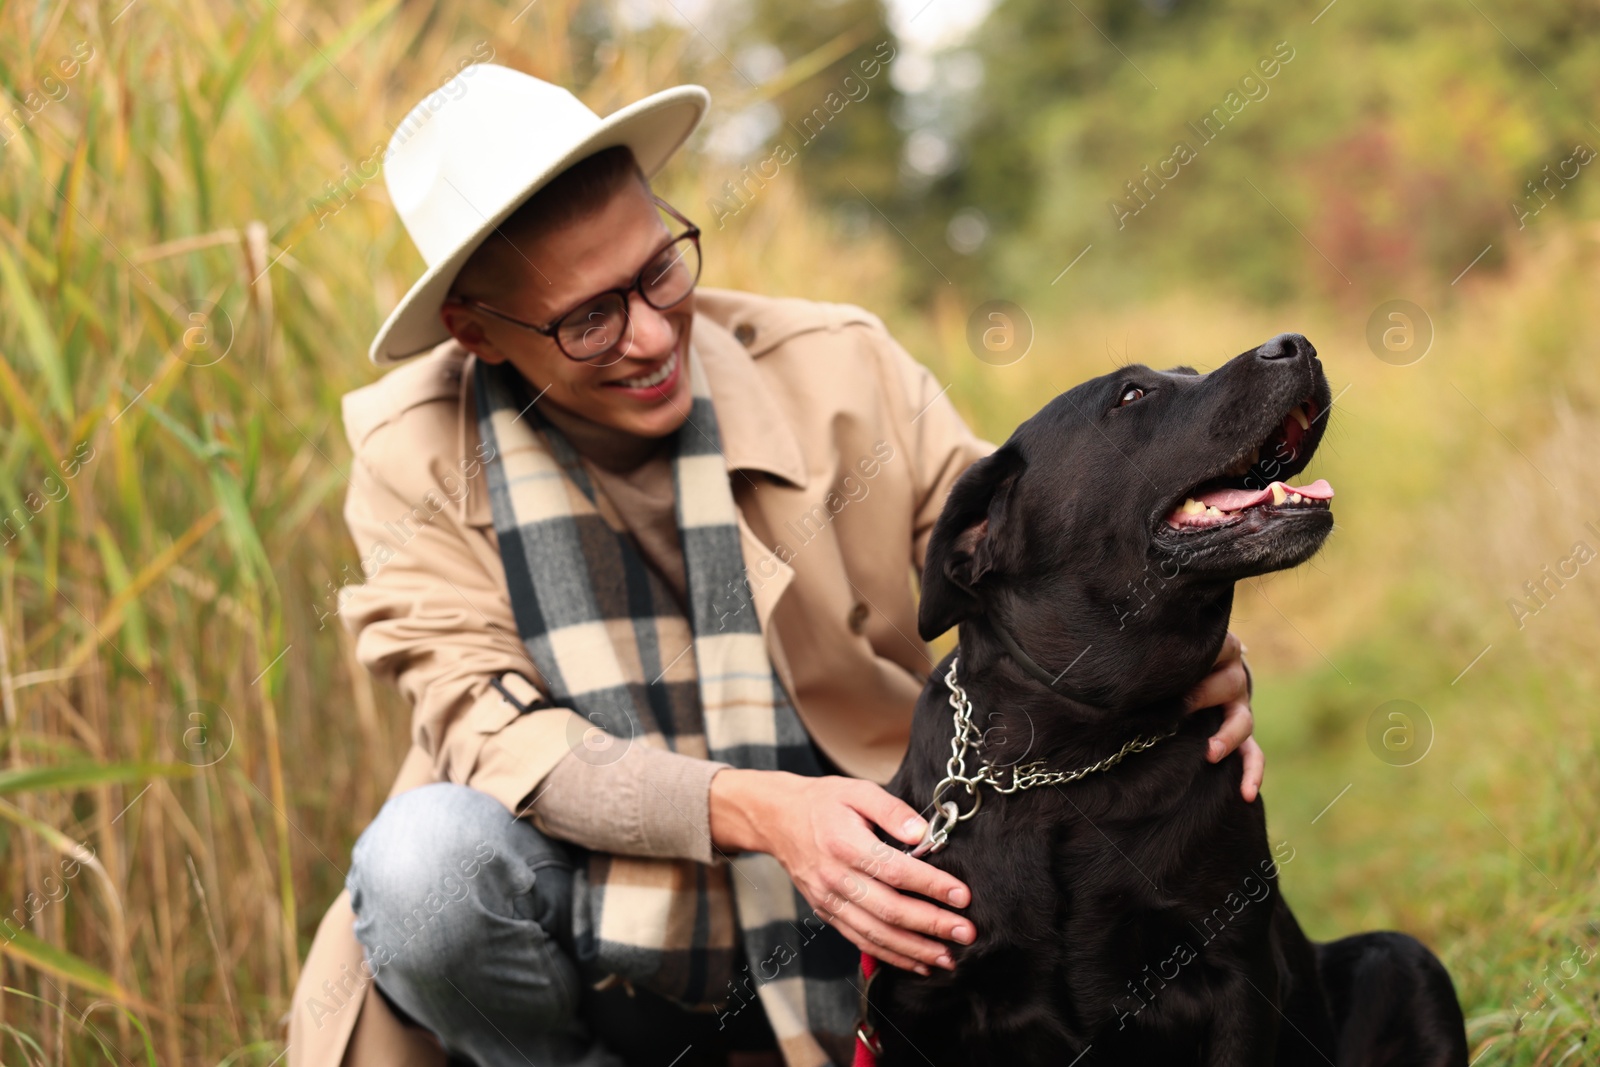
[864,335,1467,1065]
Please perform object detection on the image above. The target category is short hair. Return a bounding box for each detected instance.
[449,145,649,301]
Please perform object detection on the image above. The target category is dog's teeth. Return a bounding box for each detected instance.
[1182,499,1205,515]
[1290,492,1302,504]
[1206,506,1224,517]
[1291,406,1310,431]
[1270,482,1288,505]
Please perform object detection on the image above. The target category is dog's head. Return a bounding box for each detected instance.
[920,333,1333,706]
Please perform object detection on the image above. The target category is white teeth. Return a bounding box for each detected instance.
[1291,406,1310,430]
[1270,482,1288,505]
[1205,506,1224,517]
[615,351,677,389]
[1290,492,1302,504]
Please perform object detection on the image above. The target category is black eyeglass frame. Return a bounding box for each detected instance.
[444,195,702,363]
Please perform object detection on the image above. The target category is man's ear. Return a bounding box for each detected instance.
[440,301,509,364]
[918,445,1025,641]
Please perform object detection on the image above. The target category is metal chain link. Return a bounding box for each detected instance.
[909,655,1179,857]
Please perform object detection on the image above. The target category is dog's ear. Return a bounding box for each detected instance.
[918,445,1025,641]
[1165,364,1201,376]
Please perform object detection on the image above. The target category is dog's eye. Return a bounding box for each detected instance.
[1117,387,1146,407]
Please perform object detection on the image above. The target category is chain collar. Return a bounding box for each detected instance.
[908,656,1179,858]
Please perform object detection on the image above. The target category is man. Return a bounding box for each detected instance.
[289,65,1260,1067]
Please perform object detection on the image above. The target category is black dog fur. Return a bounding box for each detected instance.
[866,335,1468,1066]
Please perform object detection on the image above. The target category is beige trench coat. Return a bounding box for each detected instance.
[287,288,994,1066]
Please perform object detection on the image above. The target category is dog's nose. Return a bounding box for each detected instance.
[1257,333,1315,361]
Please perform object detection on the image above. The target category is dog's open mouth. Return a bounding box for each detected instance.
[1160,398,1333,532]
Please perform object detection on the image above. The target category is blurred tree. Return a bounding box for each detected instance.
[709,0,904,215]
[896,0,1222,298]
[899,0,1600,307]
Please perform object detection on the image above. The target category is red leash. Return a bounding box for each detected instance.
[853,952,882,1065]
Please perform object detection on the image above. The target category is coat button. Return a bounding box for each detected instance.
[733,322,758,347]
[847,601,869,634]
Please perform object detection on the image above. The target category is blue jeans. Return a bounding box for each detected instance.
[346,783,779,1067]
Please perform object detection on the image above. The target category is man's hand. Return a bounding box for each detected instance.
[1182,631,1263,802]
[709,768,973,977]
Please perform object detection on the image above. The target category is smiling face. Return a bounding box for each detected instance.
[439,165,696,439]
[919,333,1334,707]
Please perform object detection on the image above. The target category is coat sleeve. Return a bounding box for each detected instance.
[531,744,731,866]
[339,407,730,864]
[338,429,586,817]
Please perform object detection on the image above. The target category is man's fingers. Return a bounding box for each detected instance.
[832,859,975,946]
[1195,632,1260,794]
[1213,630,1243,668]
[822,891,956,972]
[1207,699,1255,761]
[846,827,970,904]
[846,829,971,910]
[847,779,934,847]
[1239,736,1265,802]
[843,781,974,907]
[1185,658,1249,713]
[820,909,930,976]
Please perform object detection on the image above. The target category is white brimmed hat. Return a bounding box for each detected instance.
[368,64,709,366]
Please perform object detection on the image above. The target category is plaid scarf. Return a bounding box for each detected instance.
[474,345,859,1065]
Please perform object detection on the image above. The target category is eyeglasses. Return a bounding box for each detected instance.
[446,196,702,367]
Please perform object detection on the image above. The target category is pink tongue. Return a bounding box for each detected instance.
[1195,478,1334,511]
[1196,476,1331,511]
